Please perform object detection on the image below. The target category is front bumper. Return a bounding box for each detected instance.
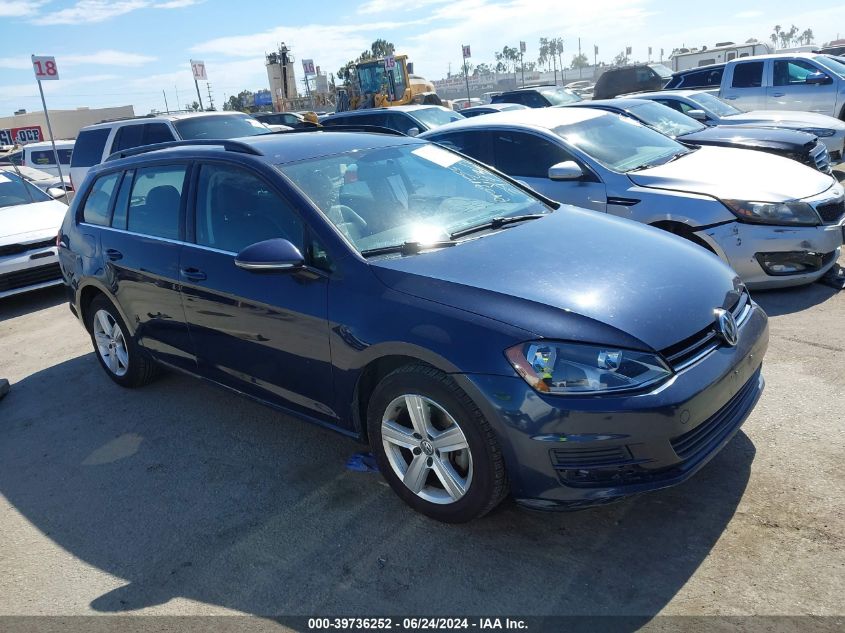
[455,305,768,509]
[695,220,844,289]
[0,247,62,299]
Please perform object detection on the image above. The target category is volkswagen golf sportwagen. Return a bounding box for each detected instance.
[58,130,768,522]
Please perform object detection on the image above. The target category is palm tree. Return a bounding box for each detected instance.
[771,25,781,46]
[801,28,814,45]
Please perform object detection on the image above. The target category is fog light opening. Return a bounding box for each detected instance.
[755,251,826,276]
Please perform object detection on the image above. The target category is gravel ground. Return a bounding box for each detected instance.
[0,179,842,628]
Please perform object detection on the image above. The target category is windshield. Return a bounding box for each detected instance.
[357,60,408,101]
[277,143,550,254]
[409,107,463,130]
[815,55,845,77]
[628,101,705,136]
[0,170,52,208]
[540,88,582,105]
[688,92,742,117]
[553,114,688,172]
[174,114,270,140]
[649,64,674,80]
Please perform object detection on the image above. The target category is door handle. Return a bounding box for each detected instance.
[180,267,207,281]
[771,92,785,97]
[105,248,123,261]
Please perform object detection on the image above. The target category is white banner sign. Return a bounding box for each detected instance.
[302,58,316,75]
[32,56,59,81]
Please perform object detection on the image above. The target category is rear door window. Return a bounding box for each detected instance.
[144,123,176,145]
[70,128,110,167]
[731,61,764,88]
[81,172,121,226]
[126,165,187,240]
[29,149,73,166]
[492,131,570,178]
[113,124,145,152]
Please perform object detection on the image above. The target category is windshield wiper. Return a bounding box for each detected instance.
[628,150,692,172]
[449,214,546,239]
[360,240,457,258]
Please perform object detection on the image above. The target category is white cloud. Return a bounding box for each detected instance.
[357,0,449,15]
[35,0,202,25]
[0,0,47,17]
[0,50,155,71]
[0,57,32,70]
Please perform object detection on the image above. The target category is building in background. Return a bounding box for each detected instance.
[0,106,135,141]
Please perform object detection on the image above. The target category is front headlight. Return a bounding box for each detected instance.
[799,127,835,138]
[505,341,672,395]
[722,199,820,226]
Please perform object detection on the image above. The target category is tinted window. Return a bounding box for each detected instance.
[493,132,569,178]
[173,114,269,139]
[127,165,186,239]
[6,151,23,166]
[144,123,175,145]
[731,61,764,88]
[428,131,493,164]
[539,89,581,105]
[70,128,110,167]
[322,116,351,126]
[408,107,463,128]
[195,164,304,254]
[113,124,145,152]
[82,172,120,226]
[111,170,133,230]
[29,149,73,166]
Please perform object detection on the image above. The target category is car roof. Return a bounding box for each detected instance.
[327,105,448,116]
[461,103,525,113]
[568,98,653,110]
[95,130,425,172]
[634,90,703,99]
[20,140,74,149]
[80,111,254,131]
[673,62,726,74]
[419,107,607,135]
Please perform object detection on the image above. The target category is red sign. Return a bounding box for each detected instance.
[0,126,43,145]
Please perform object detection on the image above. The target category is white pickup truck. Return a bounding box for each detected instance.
[707,53,845,119]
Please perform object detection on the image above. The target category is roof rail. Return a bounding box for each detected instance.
[105,139,263,162]
[95,114,157,125]
[275,124,406,137]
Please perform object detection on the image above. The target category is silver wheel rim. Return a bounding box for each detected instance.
[381,395,473,505]
[93,309,129,377]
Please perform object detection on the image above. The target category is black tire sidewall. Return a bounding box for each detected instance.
[368,367,501,523]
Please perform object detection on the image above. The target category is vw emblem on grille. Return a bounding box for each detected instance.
[714,308,738,347]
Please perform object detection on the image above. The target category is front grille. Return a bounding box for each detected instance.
[810,143,832,174]
[0,239,56,258]
[815,199,845,225]
[0,263,61,293]
[660,289,751,371]
[670,369,761,461]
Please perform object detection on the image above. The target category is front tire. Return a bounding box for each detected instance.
[87,295,158,388]
[368,365,508,522]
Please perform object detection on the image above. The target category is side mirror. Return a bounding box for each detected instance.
[686,109,708,121]
[46,187,67,200]
[234,238,305,272]
[805,72,832,85]
[406,127,420,137]
[548,161,584,181]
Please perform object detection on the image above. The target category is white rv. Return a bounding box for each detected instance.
[670,42,773,72]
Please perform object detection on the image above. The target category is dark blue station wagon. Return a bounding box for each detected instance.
[58,131,768,522]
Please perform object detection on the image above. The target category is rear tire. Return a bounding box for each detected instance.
[87,295,159,388]
[368,364,508,522]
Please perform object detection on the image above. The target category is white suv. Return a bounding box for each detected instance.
[5,140,74,179]
[68,112,272,189]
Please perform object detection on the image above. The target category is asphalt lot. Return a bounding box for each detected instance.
[0,210,843,625]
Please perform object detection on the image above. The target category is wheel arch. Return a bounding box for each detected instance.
[649,219,718,254]
[77,281,134,335]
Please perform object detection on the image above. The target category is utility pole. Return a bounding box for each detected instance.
[175,85,181,110]
[162,89,169,113]
[206,82,214,110]
[280,42,291,110]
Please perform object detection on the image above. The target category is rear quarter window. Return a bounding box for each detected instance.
[28,149,73,166]
[70,128,110,167]
[81,172,121,226]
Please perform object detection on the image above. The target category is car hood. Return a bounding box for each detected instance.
[627,146,833,201]
[0,200,67,246]
[370,207,742,352]
[724,110,845,131]
[680,125,817,152]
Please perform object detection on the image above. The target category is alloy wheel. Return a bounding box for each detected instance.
[93,309,129,377]
[381,394,473,504]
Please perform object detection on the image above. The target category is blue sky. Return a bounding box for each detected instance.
[1,0,844,116]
